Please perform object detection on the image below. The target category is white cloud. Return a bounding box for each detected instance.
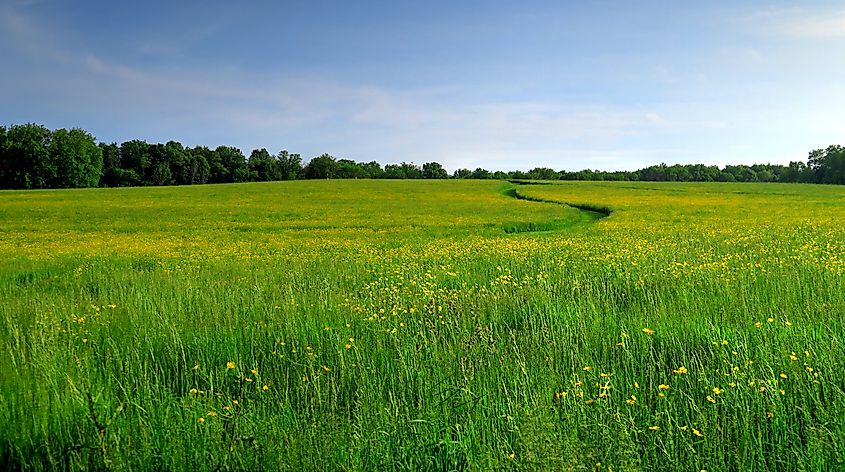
[6,1,812,171]
[781,11,845,39]
[747,7,845,39]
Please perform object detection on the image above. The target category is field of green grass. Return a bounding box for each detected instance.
[2,179,844,470]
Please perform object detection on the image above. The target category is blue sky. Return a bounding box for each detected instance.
[2,0,844,171]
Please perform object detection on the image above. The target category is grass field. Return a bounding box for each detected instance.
[2,179,844,470]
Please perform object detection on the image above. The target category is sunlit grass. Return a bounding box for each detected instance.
[1,180,844,470]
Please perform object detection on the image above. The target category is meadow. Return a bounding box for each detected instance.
[1,179,844,471]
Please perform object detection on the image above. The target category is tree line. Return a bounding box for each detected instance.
[1,123,844,189]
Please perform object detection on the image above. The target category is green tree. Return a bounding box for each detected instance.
[336,159,366,179]
[716,171,736,182]
[48,128,103,188]
[808,145,845,184]
[277,150,303,180]
[0,123,52,188]
[145,144,175,186]
[162,141,187,185]
[99,142,120,187]
[452,168,472,179]
[401,162,423,179]
[784,161,813,183]
[304,154,338,179]
[471,167,492,179]
[248,148,280,181]
[383,164,404,179]
[119,140,152,182]
[214,146,248,183]
[688,164,720,182]
[101,141,142,187]
[360,161,384,179]
[182,147,211,185]
[526,167,559,180]
[422,162,448,179]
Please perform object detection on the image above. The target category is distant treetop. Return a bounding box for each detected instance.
[0,123,841,189]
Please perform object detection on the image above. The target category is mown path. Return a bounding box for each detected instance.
[499,181,610,233]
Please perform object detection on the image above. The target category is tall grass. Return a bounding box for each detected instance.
[1,180,844,470]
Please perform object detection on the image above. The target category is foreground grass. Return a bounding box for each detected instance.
[1,180,844,470]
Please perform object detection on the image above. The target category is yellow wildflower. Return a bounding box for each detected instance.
[673,366,688,374]
[642,327,655,335]
[226,361,236,369]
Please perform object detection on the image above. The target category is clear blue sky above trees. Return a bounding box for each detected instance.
[1,0,844,171]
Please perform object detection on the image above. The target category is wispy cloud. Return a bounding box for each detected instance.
[749,7,845,39]
[6,1,832,171]
[3,4,692,169]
